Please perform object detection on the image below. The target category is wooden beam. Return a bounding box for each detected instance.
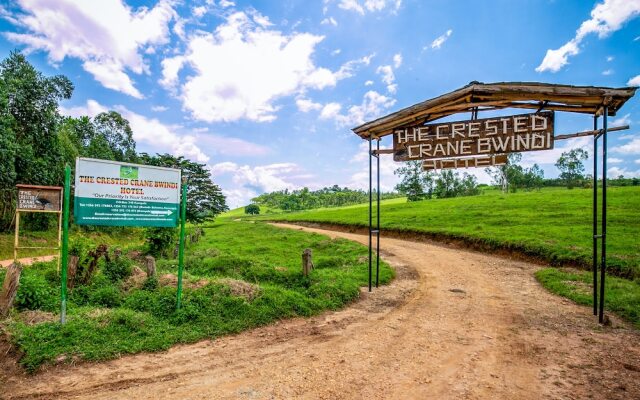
[555,124,629,141]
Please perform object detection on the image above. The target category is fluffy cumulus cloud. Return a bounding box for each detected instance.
[296,98,322,112]
[319,90,396,126]
[536,0,640,72]
[161,11,369,123]
[210,161,313,207]
[5,0,176,98]
[613,138,640,154]
[628,75,640,86]
[429,29,452,50]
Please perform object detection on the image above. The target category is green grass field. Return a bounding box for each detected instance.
[257,186,640,280]
[0,221,393,371]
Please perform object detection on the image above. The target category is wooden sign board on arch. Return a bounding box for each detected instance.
[422,154,508,171]
[393,111,554,162]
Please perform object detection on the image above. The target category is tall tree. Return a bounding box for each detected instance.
[0,51,73,187]
[92,111,137,162]
[555,148,588,189]
[138,153,228,223]
[394,161,434,201]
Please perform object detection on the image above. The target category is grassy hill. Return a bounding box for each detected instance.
[252,186,640,280]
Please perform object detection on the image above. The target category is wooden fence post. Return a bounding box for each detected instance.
[0,262,22,318]
[144,256,156,278]
[302,249,314,277]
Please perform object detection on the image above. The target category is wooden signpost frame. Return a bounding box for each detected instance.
[14,184,64,270]
[354,81,637,326]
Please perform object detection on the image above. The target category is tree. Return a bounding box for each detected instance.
[138,153,228,223]
[432,171,480,198]
[92,111,137,162]
[485,153,523,193]
[394,161,434,201]
[244,204,260,215]
[555,148,588,189]
[522,164,544,190]
[1,51,73,187]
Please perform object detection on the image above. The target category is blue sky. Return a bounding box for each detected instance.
[1,0,639,207]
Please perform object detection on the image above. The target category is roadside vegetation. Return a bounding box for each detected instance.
[0,221,393,372]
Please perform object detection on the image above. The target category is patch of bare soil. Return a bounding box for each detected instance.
[215,278,261,301]
[16,311,56,325]
[1,224,639,400]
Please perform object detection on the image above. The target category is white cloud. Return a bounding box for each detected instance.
[607,166,640,178]
[430,29,452,50]
[521,137,593,166]
[635,159,640,164]
[151,105,169,112]
[321,17,338,26]
[161,11,369,123]
[296,98,322,112]
[608,157,623,163]
[536,0,640,72]
[192,6,207,18]
[628,75,640,86]
[6,0,176,97]
[331,48,341,56]
[376,64,398,93]
[219,0,235,8]
[376,65,394,84]
[393,53,402,68]
[337,0,402,15]
[602,68,613,75]
[320,90,396,126]
[60,99,108,118]
[210,161,313,207]
[320,102,342,119]
[606,55,614,61]
[612,113,631,126]
[613,138,640,154]
[364,80,374,86]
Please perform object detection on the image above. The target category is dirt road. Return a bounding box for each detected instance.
[2,224,639,399]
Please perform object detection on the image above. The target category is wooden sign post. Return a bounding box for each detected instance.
[14,184,63,265]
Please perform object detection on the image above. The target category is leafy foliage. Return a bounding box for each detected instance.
[252,185,403,211]
[103,256,133,283]
[394,161,480,201]
[244,204,260,215]
[144,227,178,257]
[394,161,433,201]
[555,148,588,189]
[485,153,544,193]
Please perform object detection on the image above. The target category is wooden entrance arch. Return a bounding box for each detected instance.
[353,81,637,324]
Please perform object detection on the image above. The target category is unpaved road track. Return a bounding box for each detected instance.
[2,224,639,399]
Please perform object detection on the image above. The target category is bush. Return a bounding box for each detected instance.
[103,257,132,283]
[15,272,57,311]
[88,285,123,308]
[144,227,178,257]
[142,275,159,291]
[244,204,260,215]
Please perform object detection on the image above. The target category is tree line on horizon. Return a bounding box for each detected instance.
[0,51,227,232]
